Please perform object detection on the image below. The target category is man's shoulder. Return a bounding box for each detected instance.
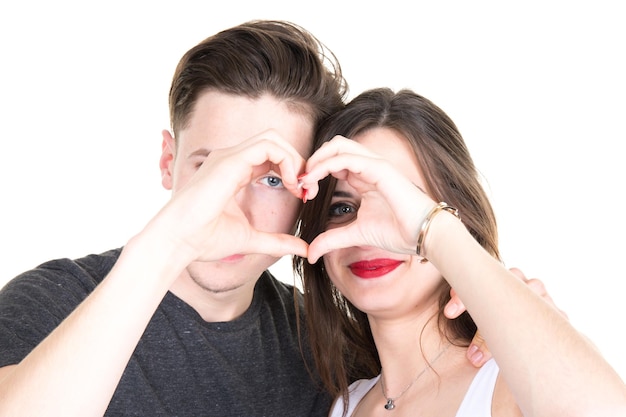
[71,247,122,281]
[4,247,122,293]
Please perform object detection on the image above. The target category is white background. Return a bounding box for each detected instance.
[1,1,624,380]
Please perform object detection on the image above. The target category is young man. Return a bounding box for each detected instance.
[0,20,519,416]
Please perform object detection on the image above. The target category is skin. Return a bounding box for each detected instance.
[0,92,495,416]
[159,91,313,321]
[299,127,626,416]
[0,91,313,416]
[323,129,432,316]
[322,129,519,416]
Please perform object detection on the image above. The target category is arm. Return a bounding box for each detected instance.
[302,136,626,417]
[0,131,307,417]
[425,212,626,417]
[0,236,188,416]
[445,268,568,367]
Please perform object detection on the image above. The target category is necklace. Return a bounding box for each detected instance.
[379,343,451,411]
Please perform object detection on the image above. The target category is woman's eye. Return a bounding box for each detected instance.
[327,202,358,224]
[259,175,284,188]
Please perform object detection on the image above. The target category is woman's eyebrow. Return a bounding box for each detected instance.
[332,190,355,198]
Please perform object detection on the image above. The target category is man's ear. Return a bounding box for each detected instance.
[160,130,176,190]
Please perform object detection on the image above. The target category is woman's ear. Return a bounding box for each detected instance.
[160,130,175,190]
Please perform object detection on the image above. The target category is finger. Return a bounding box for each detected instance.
[245,231,309,258]
[525,278,569,319]
[307,225,366,264]
[444,288,467,319]
[246,142,304,190]
[305,135,370,168]
[307,231,336,264]
[508,268,551,300]
[508,267,527,282]
[193,142,304,207]
[508,267,569,319]
[229,132,307,190]
[301,137,386,201]
[467,330,492,368]
[300,156,367,203]
[525,278,548,298]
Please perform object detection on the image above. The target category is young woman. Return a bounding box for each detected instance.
[296,88,626,417]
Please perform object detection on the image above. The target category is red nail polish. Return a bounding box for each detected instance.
[302,188,307,203]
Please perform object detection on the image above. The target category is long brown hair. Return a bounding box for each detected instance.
[294,88,500,408]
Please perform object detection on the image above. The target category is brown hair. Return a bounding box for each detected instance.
[294,88,500,407]
[168,20,347,141]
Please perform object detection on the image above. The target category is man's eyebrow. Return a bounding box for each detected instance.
[189,148,210,158]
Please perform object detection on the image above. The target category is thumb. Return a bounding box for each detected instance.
[444,288,467,319]
[247,231,309,258]
[508,267,527,281]
[307,226,364,263]
[306,232,332,264]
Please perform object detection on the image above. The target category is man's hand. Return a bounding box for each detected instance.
[444,267,567,367]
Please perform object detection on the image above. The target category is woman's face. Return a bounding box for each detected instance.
[322,127,443,319]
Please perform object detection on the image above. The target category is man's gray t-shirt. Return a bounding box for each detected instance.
[0,248,331,416]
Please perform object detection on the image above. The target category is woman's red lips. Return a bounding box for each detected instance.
[348,259,402,278]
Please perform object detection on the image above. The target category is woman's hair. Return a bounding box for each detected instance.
[168,20,348,143]
[294,88,500,404]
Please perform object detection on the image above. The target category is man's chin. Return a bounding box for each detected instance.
[189,254,279,282]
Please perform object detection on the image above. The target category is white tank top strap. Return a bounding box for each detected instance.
[455,358,500,417]
[328,375,380,417]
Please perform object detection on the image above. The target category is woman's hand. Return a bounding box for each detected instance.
[300,136,436,263]
[444,267,570,367]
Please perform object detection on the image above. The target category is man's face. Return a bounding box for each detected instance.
[160,91,313,293]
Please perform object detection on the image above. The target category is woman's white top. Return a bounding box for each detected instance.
[328,358,500,417]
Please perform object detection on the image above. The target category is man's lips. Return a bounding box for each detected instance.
[348,259,403,278]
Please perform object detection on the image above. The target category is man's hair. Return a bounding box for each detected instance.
[169,20,348,138]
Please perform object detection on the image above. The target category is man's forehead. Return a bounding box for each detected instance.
[177,92,314,155]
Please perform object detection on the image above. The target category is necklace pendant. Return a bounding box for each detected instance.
[384,399,395,410]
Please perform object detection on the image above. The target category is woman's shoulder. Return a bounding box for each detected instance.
[491,370,523,416]
[457,359,522,417]
[349,375,380,396]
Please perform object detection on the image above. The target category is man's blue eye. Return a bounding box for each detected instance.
[260,176,284,188]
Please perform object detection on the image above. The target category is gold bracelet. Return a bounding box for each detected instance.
[416,202,460,262]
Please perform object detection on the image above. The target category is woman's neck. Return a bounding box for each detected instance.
[368,306,458,395]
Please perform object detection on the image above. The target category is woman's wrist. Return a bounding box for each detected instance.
[415,202,461,262]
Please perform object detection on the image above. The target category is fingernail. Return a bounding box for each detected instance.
[468,345,483,365]
[471,351,484,365]
[302,188,308,203]
[446,302,460,317]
